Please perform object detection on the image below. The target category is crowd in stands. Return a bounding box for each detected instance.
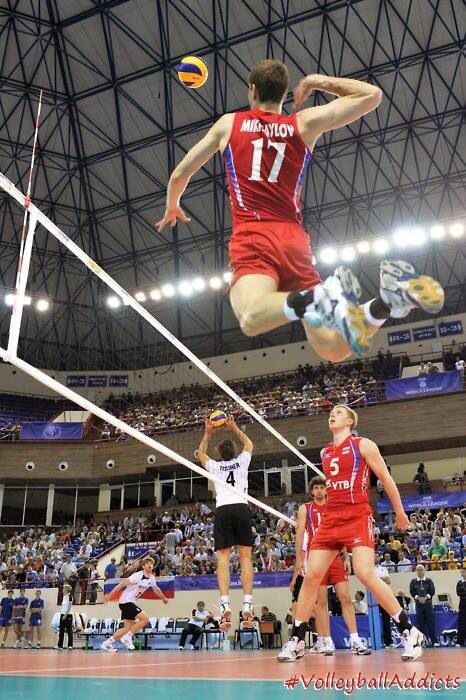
[1,500,465,597]
[0,521,121,591]
[100,500,466,579]
[100,355,399,439]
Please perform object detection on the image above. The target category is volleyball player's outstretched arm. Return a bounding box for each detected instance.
[198,419,215,467]
[295,74,382,149]
[359,438,409,531]
[225,418,253,454]
[155,114,232,232]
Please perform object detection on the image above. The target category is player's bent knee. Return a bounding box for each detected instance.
[239,312,262,337]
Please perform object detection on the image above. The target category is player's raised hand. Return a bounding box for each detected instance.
[204,418,215,435]
[155,206,191,232]
[225,417,236,431]
[293,74,323,109]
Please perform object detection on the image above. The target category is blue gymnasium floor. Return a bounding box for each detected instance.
[0,648,465,699]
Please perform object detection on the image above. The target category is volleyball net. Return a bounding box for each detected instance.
[0,167,325,525]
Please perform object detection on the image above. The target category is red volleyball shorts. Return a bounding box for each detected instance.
[309,503,374,553]
[321,556,348,586]
[229,221,322,292]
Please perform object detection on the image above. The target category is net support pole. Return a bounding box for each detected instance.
[0,347,295,526]
[0,170,324,479]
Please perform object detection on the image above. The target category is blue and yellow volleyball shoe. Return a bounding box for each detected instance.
[303,265,371,358]
[380,260,445,319]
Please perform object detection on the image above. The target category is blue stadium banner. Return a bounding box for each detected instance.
[66,375,86,387]
[385,370,461,401]
[439,320,463,337]
[377,491,466,512]
[412,325,437,341]
[87,375,108,387]
[109,375,128,387]
[21,422,83,440]
[387,330,411,346]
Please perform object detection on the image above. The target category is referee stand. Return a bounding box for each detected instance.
[367,591,383,650]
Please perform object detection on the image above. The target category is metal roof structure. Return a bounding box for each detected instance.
[0,0,464,370]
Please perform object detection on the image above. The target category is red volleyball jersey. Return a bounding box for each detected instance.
[321,435,370,508]
[305,500,326,549]
[224,108,311,226]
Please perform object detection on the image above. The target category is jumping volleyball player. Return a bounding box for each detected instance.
[198,417,255,631]
[102,556,168,652]
[291,476,370,656]
[157,59,444,359]
[278,405,424,662]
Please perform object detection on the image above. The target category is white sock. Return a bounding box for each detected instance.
[294,619,303,627]
[325,636,333,644]
[350,632,359,642]
[220,596,230,608]
[283,299,300,322]
[317,636,324,645]
[363,300,386,327]
[243,595,253,605]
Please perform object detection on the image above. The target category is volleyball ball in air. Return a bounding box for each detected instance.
[176,56,208,89]
[210,410,227,428]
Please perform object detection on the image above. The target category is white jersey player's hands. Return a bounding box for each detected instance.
[155,205,191,232]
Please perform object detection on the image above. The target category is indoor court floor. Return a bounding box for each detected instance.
[1,649,465,700]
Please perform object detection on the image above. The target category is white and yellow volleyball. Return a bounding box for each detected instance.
[176,56,208,89]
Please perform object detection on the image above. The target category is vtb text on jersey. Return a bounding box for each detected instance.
[224,108,311,226]
[321,436,370,507]
[206,451,251,507]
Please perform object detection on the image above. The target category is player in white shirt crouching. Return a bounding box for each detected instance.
[102,557,168,652]
[198,417,254,632]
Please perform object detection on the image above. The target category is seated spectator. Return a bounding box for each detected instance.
[353,590,368,615]
[428,535,448,562]
[397,554,414,573]
[178,601,214,650]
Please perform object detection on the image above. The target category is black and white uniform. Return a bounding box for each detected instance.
[119,571,157,620]
[207,451,253,550]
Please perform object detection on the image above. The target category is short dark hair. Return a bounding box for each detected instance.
[248,59,289,103]
[218,439,236,461]
[310,476,327,491]
[356,590,365,600]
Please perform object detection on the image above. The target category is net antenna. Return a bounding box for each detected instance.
[0,96,326,526]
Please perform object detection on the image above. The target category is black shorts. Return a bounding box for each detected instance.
[119,602,142,621]
[214,503,253,550]
[292,574,304,603]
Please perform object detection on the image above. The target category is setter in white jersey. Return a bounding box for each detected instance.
[278,405,424,663]
[198,417,254,631]
[157,59,444,360]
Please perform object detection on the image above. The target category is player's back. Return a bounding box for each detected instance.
[206,451,251,507]
[224,108,311,226]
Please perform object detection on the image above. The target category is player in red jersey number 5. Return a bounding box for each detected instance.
[278,404,424,663]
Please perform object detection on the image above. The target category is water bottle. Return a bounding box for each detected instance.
[222,638,230,651]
